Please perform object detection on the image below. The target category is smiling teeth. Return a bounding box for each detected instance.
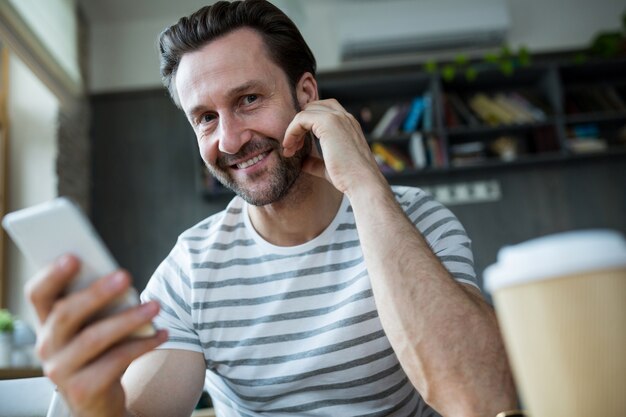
[237,153,266,169]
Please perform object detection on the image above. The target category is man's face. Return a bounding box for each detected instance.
[175,28,312,206]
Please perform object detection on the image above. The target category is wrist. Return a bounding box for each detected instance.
[343,171,391,204]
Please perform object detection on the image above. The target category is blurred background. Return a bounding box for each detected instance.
[0,0,625,352]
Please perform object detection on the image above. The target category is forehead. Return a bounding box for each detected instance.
[175,28,287,110]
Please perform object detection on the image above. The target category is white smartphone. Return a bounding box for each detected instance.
[2,197,155,337]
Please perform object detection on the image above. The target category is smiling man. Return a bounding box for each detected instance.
[178,39,313,206]
[27,1,516,416]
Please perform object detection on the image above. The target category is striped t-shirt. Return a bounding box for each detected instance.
[142,185,477,417]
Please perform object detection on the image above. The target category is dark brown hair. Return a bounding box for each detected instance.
[159,0,317,107]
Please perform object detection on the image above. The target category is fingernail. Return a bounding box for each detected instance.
[57,254,73,270]
[105,272,127,290]
[140,301,158,317]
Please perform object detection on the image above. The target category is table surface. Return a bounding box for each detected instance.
[0,366,43,379]
[1,367,217,417]
[192,408,216,417]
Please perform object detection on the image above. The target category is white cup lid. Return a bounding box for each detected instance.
[484,229,626,293]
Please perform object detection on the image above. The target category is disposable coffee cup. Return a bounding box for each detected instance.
[484,229,626,417]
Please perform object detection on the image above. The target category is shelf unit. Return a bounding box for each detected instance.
[317,57,626,177]
[198,57,626,197]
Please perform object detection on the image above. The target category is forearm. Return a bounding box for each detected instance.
[346,182,516,416]
[123,349,205,417]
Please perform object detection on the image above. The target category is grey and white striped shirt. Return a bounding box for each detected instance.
[142,186,477,416]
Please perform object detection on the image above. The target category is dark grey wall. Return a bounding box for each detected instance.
[396,157,626,289]
[91,89,626,294]
[91,90,232,291]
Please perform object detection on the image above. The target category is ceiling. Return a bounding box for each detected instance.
[77,0,378,24]
[78,0,219,23]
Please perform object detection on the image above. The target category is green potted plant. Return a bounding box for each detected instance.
[0,309,15,367]
[424,45,533,82]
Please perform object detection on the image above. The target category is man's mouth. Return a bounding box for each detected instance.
[234,151,271,169]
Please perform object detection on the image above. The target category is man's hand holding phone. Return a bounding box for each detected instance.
[27,255,167,416]
[3,198,168,416]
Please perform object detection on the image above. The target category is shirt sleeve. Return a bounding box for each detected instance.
[141,238,203,352]
[398,187,479,290]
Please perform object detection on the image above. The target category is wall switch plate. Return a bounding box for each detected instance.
[423,180,501,206]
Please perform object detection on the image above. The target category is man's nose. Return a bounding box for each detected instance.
[217,113,252,155]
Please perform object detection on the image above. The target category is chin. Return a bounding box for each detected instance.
[233,174,299,206]
[211,134,312,206]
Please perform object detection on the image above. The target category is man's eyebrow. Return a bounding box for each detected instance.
[186,104,208,120]
[226,80,264,97]
[186,80,265,119]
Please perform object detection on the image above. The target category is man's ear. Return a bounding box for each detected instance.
[295,72,318,108]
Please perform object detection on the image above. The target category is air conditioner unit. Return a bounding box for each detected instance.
[337,0,510,62]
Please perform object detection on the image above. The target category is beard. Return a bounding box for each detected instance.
[205,133,313,206]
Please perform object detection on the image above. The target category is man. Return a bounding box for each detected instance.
[28,1,516,416]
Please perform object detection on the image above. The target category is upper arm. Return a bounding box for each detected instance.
[461,282,486,302]
[122,348,206,417]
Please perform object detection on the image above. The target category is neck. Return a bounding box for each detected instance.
[247,174,343,246]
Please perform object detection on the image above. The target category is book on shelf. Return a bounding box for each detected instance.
[469,93,513,126]
[568,137,608,154]
[371,142,408,172]
[426,135,445,167]
[402,96,426,133]
[446,93,480,127]
[467,92,548,126]
[567,123,601,139]
[565,85,626,114]
[370,102,411,139]
[409,132,427,169]
[531,126,560,153]
[421,93,434,132]
[508,92,547,122]
[406,133,445,169]
[602,86,626,111]
[370,104,400,139]
[367,94,434,139]
[442,95,461,128]
[565,123,611,153]
[493,94,535,123]
[450,141,486,166]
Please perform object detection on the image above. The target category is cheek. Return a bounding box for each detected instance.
[197,135,219,165]
[269,110,298,143]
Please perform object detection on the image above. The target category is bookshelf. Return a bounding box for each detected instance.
[560,60,626,154]
[316,56,626,178]
[198,56,626,197]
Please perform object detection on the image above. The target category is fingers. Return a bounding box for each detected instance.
[25,254,167,416]
[59,329,167,411]
[44,302,165,382]
[283,113,317,157]
[26,254,81,325]
[79,329,168,384]
[283,99,358,157]
[305,98,345,112]
[36,270,135,358]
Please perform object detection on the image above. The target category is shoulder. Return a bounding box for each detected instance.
[390,185,429,204]
[390,185,434,216]
[390,185,469,246]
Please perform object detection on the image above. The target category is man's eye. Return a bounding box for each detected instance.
[242,94,258,105]
[201,113,216,124]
